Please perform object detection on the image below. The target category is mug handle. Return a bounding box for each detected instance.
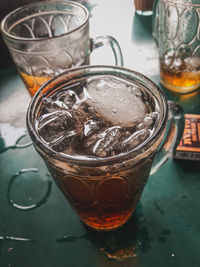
[90,35,124,66]
[150,100,185,175]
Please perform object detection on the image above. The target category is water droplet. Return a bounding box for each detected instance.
[0,123,32,153]
[57,235,79,243]
[112,108,117,113]
[57,234,87,243]
[0,236,35,256]
[7,168,52,210]
[0,235,35,245]
[15,134,32,149]
[7,247,13,253]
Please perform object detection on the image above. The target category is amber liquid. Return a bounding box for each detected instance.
[134,0,154,11]
[19,71,53,97]
[49,158,152,231]
[76,190,143,231]
[160,63,200,94]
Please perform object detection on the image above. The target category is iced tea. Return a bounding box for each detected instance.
[160,62,200,94]
[19,71,53,97]
[32,74,160,230]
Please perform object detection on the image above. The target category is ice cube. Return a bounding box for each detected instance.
[56,90,81,109]
[143,116,154,128]
[185,56,200,70]
[121,129,150,150]
[50,130,77,152]
[42,97,69,112]
[164,50,175,67]
[83,119,101,137]
[84,126,123,157]
[85,76,147,127]
[37,110,75,142]
[174,58,187,71]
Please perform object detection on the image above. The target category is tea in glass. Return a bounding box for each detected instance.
[27,66,184,231]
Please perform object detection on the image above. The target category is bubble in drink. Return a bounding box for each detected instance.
[35,75,160,230]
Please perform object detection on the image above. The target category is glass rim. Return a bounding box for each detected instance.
[162,0,200,7]
[27,65,168,166]
[0,1,89,42]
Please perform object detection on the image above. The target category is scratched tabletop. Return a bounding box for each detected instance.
[0,1,200,267]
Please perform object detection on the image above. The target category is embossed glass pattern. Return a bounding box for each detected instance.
[153,0,200,93]
[1,1,123,97]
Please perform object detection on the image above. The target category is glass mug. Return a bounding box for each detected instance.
[0,1,123,97]
[27,65,184,231]
[153,0,200,94]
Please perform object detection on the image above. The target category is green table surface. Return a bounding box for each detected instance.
[0,0,200,267]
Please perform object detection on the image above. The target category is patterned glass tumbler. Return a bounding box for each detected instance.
[153,0,200,93]
[0,1,123,97]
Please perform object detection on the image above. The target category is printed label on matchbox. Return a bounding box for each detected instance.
[176,114,200,161]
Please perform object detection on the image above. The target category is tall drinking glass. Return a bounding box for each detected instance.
[153,0,200,93]
[1,1,123,97]
[27,65,184,231]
